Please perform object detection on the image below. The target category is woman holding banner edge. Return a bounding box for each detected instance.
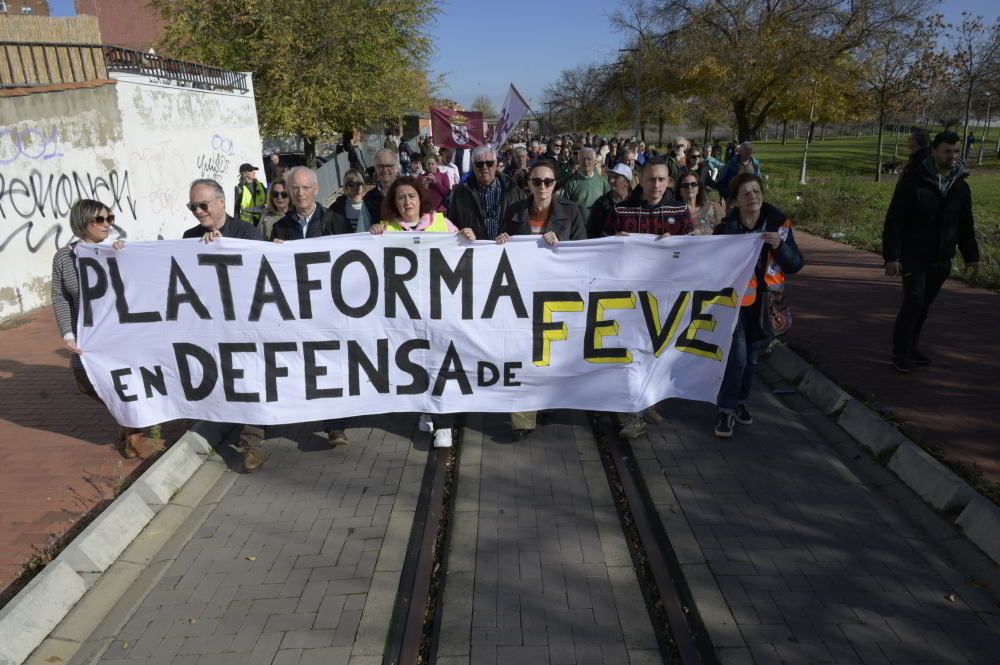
[51,199,156,458]
[713,173,803,438]
[495,157,587,440]
[370,175,476,448]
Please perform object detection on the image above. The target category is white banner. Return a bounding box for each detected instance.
[489,84,531,149]
[76,233,762,427]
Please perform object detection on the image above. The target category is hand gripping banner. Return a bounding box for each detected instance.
[75,233,763,428]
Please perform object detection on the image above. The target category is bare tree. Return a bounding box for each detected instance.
[949,14,1000,159]
[471,94,497,118]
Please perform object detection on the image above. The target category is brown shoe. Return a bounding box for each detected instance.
[328,430,349,446]
[117,431,142,459]
[643,407,664,424]
[243,447,266,473]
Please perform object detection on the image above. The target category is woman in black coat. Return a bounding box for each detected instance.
[495,159,586,439]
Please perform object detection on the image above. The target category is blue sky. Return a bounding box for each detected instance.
[50,0,998,111]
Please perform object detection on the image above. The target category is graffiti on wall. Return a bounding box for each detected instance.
[0,126,65,165]
[0,168,135,254]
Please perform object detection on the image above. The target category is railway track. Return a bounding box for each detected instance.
[384,411,716,665]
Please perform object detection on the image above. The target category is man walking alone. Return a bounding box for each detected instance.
[883,131,979,373]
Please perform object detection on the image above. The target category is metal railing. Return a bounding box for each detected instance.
[103,45,248,92]
[1,42,247,92]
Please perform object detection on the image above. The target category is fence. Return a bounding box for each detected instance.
[0,42,247,92]
[0,41,106,87]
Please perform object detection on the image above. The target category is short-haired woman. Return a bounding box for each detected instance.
[51,199,154,458]
[712,173,804,438]
[370,176,475,448]
[330,169,367,232]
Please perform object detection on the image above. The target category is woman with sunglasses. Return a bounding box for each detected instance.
[51,199,154,458]
[369,176,476,449]
[679,172,724,235]
[329,169,367,232]
[259,180,291,240]
[495,158,586,440]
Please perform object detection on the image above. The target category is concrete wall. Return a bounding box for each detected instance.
[0,75,262,321]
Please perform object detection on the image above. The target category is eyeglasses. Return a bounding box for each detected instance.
[186,202,211,212]
[90,214,116,224]
[529,177,556,188]
[680,182,699,189]
[474,160,496,169]
[272,191,289,199]
[345,181,363,188]
[375,163,396,170]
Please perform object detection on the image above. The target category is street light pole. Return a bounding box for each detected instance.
[619,47,641,139]
[799,81,818,185]
[978,92,991,166]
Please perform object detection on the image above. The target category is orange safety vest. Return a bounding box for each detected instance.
[741,218,793,306]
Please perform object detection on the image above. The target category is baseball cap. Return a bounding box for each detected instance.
[609,163,633,181]
[239,163,258,173]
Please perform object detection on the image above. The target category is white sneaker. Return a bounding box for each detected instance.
[418,414,435,433]
[433,429,453,448]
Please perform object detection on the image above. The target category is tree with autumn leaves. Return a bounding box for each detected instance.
[150,0,438,166]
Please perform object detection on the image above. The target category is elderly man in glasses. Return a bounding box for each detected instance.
[448,145,526,241]
[358,148,400,231]
[181,179,270,472]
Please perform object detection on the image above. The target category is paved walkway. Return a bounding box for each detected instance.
[0,310,186,593]
[630,363,1000,665]
[437,413,660,665]
[788,232,999,480]
[98,418,426,665]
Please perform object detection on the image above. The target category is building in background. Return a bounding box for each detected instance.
[74,0,164,51]
[0,1,50,15]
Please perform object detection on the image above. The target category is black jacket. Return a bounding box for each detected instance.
[883,160,979,264]
[362,186,385,226]
[715,202,804,339]
[272,204,350,240]
[501,197,587,241]
[183,215,263,241]
[449,171,527,240]
[586,191,624,239]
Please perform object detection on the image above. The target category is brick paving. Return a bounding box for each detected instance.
[787,232,1000,480]
[97,417,425,665]
[630,364,1000,665]
[0,310,186,593]
[437,412,661,665]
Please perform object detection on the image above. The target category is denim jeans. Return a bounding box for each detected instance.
[323,419,347,433]
[892,259,951,357]
[717,308,765,412]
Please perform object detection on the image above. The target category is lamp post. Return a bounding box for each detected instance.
[799,80,818,185]
[978,92,991,167]
[619,47,641,140]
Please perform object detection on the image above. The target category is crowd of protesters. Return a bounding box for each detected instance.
[54,127,807,470]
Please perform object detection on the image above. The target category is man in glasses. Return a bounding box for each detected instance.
[181,179,267,472]
[359,148,400,231]
[448,145,526,241]
[270,167,354,446]
[543,138,563,163]
[560,147,609,220]
[183,178,263,241]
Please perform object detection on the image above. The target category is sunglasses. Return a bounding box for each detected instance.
[474,160,496,168]
[272,191,289,198]
[186,202,211,212]
[345,181,363,188]
[529,177,556,188]
[680,182,699,189]
[90,214,116,224]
